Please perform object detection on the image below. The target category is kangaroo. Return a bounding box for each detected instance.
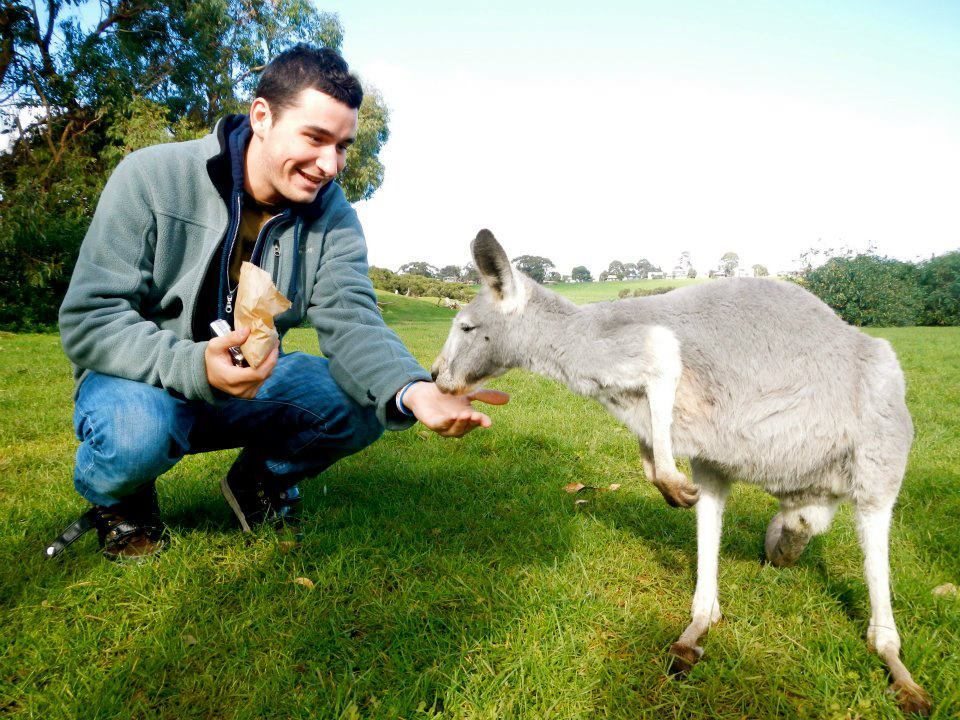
[431,229,931,715]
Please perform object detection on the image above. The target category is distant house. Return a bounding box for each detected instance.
[646,271,665,280]
[442,276,459,283]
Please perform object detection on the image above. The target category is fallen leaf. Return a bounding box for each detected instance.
[608,483,622,491]
[417,431,431,440]
[278,541,299,553]
[564,482,586,494]
[574,499,589,509]
[183,634,198,646]
[932,583,957,597]
[293,577,315,589]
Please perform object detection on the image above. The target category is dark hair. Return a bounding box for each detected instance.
[255,44,363,114]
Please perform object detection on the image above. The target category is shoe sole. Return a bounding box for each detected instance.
[220,476,253,533]
[102,540,166,563]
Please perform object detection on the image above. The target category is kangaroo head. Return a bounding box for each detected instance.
[431,229,530,393]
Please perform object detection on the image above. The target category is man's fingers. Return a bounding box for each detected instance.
[210,326,250,350]
[253,347,279,377]
[466,388,510,406]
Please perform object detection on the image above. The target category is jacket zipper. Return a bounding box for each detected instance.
[223,193,243,315]
[225,210,285,314]
[272,241,281,285]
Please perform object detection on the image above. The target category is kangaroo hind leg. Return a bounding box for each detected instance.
[856,501,931,715]
[669,462,731,673]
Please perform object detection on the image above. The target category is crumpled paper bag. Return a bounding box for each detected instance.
[235,261,292,368]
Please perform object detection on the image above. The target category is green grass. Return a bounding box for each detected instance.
[549,278,705,304]
[1,302,958,718]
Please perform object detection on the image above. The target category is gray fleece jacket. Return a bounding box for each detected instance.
[59,116,430,429]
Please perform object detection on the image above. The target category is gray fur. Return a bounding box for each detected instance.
[431,230,931,714]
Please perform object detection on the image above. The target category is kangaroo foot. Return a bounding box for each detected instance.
[892,679,932,716]
[668,642,703,675]
[653,472,700,509]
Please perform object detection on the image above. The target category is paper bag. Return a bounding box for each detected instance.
[235,261,292,368]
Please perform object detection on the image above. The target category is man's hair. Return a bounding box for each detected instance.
[256,44,363,114]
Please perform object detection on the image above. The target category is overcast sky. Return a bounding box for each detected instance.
[327,0,960,276]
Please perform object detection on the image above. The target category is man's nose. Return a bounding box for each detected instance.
[316,147,338,178]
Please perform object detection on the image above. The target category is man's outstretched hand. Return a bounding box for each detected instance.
[401,381,510,437]
[205,327,278,398]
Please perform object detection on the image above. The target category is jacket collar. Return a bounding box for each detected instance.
[205,114,332,220]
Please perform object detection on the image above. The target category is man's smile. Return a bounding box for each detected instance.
[297,168,324,185]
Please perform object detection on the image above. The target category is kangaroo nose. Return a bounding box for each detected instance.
[431,368,439,381]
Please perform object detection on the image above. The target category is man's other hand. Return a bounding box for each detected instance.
[401,381,510,437]
[204,327,278,398]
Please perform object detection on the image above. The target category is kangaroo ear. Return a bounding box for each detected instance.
[471,229,517,302]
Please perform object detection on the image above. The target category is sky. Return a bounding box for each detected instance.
[321,0,960,277]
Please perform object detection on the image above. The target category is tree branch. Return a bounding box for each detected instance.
[232,64,265,87]
[41,0,57,53]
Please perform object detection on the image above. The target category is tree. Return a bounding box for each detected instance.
[512,255,555,283]
[673,251,693,279]
[605,260,626,280]
[546,271,562,283]
[687,267,697,279]
[636,258,661,277]
[460,262,480,283]
[571,265,593,282]
[622,262,639,280]
[399,261,438,278]
[0,2,389,330]
[438,264,462,280]
[720,252,740,277]
[752,264,769,277]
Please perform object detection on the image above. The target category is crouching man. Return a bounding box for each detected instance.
[53,44,504,561]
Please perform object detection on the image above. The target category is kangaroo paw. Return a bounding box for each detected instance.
[892,679,932,716]
[654,473,700,509]
[668,642,703,675]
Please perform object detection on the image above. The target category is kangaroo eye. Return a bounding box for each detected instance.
[460,324,476,333]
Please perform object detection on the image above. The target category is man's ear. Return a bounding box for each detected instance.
[249,97,272,137]
[472,229,520,305]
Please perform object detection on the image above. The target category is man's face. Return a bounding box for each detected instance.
[249,88,359,205]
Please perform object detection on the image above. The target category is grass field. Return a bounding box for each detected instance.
[1,291,958,719]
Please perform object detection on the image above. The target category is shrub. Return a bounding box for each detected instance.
[633,286,674,297]
[368,267,476,303]
[803,255,922,326]
[917,251,960,326]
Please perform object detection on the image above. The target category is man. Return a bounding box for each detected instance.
[52,44,504,561]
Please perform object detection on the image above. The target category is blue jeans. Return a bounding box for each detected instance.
[72,352,384,507]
